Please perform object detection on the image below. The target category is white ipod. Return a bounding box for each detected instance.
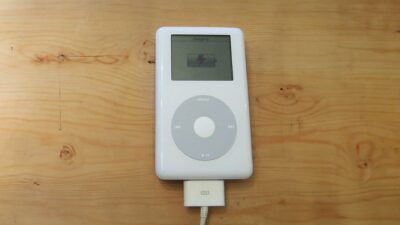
[155,27,252,180]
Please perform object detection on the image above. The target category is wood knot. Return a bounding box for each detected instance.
[278,84,303,100]
[32,52,128,65]
[355,141,374,169]
[57,53,68,62]
[33,55,50,63]
[33,53,69,64]
[256,83,319,115]
[139,40,155,64]
[59,144,76,161]
[357,162,368,169]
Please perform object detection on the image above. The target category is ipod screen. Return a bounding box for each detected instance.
[171,35,233,80]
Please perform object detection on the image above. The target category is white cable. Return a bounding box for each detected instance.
[199,206,208,225]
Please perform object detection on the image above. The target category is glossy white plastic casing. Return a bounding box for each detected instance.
[155,27,252,180]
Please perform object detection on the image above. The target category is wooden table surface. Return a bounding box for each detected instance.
[1,0,400,224]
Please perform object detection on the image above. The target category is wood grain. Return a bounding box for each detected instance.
[1,0,400,224]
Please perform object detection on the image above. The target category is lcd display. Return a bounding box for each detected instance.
[171,35,233,80]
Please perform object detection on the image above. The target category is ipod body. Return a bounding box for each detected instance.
[155,27,252,180]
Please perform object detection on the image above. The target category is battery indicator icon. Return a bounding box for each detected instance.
[187,54,217,67]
